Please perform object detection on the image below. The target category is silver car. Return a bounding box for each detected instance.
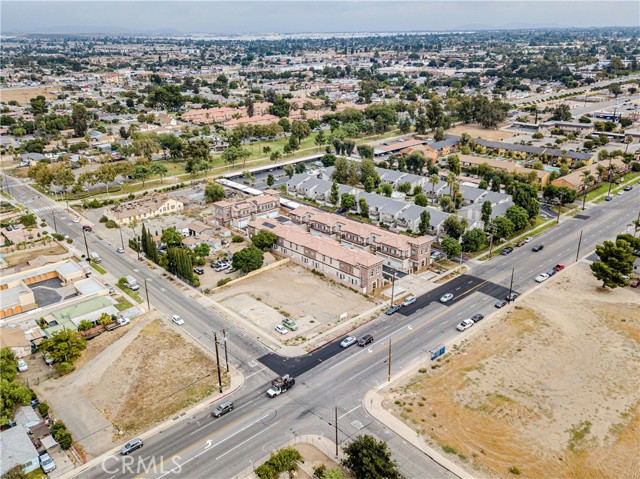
[340,336,357,348]
[39,452,56,473]
[120,438,143,455]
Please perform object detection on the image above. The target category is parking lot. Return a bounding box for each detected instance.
[210,262,379,344]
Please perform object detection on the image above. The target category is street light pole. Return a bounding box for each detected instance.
[82,227,90,259]
[51,210,58,234]
[508,268,515,302]
[488,222,495,258]
[387,338,392,383]
[606,157,614,198]
[222,329,229,373]
[575,230,584,263]
[389,267,396,305]
[143,278,151,311]
[213,332,223,394]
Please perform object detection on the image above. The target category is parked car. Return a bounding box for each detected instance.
[211,401,234,418]
[624,185,633,191]
[282,318,298,331]
[275,324,288,335]
[385,304,401,315]
[506,292,519,302]
[553,264,565,271]
[194,267,205,275]
[340,336,357,348]
[456,319,474,332]
[605,196,613,201]
[105,284,115,294]
[171,315,184,325]
[43,354,54,365]
[524,237,532,243]
[120,438,143,455]
[630,278,640,288]
[532,244,544,252]
[39,452,56,473]
[17,359,28,372]
[117,317,130,326]
[471,313,484,322]
[500,247,514,255]
[401,296,416,307]
[116,247,125,253]
[546,269,557,277]
[515,240,525,247]
[495,300,508,308]
[440,293,454,303]
[358,334,374,347]
[535,273,550,283]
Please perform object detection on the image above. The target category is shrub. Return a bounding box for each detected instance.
[217,277,232,287]
[54,362,74,376]
[509,466,521,475]
[99,215,108,223]
[55,429,73,450]
[52,233,65,241]
[37,402,49,417]
[231,235,244,243]
[105,220,118,229]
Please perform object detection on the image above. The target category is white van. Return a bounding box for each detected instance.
[401,295,416,307]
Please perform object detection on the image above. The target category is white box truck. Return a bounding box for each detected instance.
[125,275,139,291]
[89,252,101,263]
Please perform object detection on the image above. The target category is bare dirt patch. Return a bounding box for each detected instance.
[446,123,518,141]
[3,243,68,267]
[386,262,640,479]
[0,86,58,104]
[83,319,225,435]
[211,263,378,343]
[292,443,347,479]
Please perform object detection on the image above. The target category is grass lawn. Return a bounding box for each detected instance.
[91,261,107,274]
[118,285,143,304]
[473,217,554,260]
[114,296,134,311]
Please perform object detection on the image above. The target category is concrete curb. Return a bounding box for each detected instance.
[59,371,245,479]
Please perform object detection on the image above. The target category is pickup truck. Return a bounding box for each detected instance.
[266,374,295,398]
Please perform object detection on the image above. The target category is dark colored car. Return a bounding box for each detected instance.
[211,401,234,418]
[82,225,92,232]
[358,334,374,347]
[385,304,400,315]
[624,185,633,191]
[532,244,544,252]
[515,241,525,247]
[506,292,519,302]
[546,269,557,277]
[500,247,514,256]
[605,196,613,201]
[120,438,143,455]
[495,300,508,309]
[471,313,485,322]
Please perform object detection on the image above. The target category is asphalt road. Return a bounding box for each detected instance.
[3,174,639,479]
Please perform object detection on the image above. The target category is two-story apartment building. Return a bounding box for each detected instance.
[212,193,280,228]
[105,193,184,225]
[248,218,383,293]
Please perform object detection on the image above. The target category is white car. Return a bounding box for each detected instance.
[39,452,56,473]
[340,336,357,348]
[524,237,532,243]
[456,319,474,332]
[440,293,454,303]
[72,217,80,223]
[117,317,130,326]
[535,273,550,283]
[116,247,125,253]
[401,296,416,307]
[17,359,28,372]
[275,324,288,335]
[171,315,184,325]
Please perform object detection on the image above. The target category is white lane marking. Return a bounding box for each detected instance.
[349,358,386,380]
[339,405,362,419]
[215,421,279,460]
[245,367,267,379]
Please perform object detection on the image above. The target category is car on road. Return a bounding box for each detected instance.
[495,300,508,308]
[535,273,550,283]
[440,293,454,303]
[624,185,633,191]
[193,267,205,275]
[385,304,401,315]
[39,452,56,473]
[275,324,288,335]
[500,247,514,255]
[116,247,125,253]
[358,334,374,347]
[524,237,532,243]
[532,244,544,252]
[605,196,613,201]
[120,438,143,455]
[546,269,557,277]
[471,313,484,322]
[211,401,234,418]
[553,264,565,271]
[456,319,474,332]
[72,217,80,223]
[171,315,184,325]
[506,292,519,302]
[515,240,525,247]
[340,336,357,348]
[17,359,28,372]
[282,318,298,331]
[401,295,416,307]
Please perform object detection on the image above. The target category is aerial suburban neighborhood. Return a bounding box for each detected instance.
[0,2,639,479]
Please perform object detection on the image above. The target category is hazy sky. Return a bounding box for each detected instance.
[2,1,639,34]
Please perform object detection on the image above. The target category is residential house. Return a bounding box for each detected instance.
[551,157,630,191]
[0,328,31,358]
[373,139,425,157]
[457,154,551,187]
[104,193,184,225]
[0,427,40,476]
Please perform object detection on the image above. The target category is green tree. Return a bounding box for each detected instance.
[590,239,634,288]
[493,216,515,239]
[397,182,412,194]
[359,159,379,187]
[379,183,393,197]
[150,163,169,183]
[441,237,462,258]
[251,230,278,251]
[329,181,340,205]
[505,205,530,231]
[428,174,440,205]
[71,103,89,136]
[267,174,275,187]
[511,182,540,219]
[41,330,87,364]
[77,320,94,332]
[0,348,32,424]
[30,95,48,115]
[481,200,493,225]
[332,157,349,184]
[340,193,356,210]
[342,435,403,479]
[418,210,431,236]
[232,246,264,273]
[193,243,211,258]
[550,104,572,121]
[131,164,152,187]
[204,183,226,202]
[442,215,467,240]
[161,227,182,247]
[439,195,455,213]
[358,198,369,218]
[461,228,488,252]
[414,193,428,207]
[405,151,426,174]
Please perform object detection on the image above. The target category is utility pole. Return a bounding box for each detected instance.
[606,157,614,198]
[508,268,515,302]
[222,329,229,372]
[488,222,495,258]
[143,278,151,311]
[389,267,396,305]
[213,332,223,394]
[82,227,90,258]
[334,406,339,457]
[575,230,583,263]
[387,338,392,383]
[51,210,58,234]
[118,223,125,251]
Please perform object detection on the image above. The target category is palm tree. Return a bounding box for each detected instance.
[429,174,439,205]
[447,172,456,198]
[580,172,594,210]
[595,165,606,185]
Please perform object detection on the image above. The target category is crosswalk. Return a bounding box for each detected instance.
[30,204,63,214]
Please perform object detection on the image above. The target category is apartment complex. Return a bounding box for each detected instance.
[248,218,383,293]
[105,193,184,225]
[212,193,280,228]
[290,206,433,273]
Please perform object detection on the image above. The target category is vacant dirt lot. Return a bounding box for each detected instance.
[3,243,68,267]
[0,86,58,104]
[447,123,517,141]
[386,262,640,479]
[211,262,378,344]
[84,319,223,435]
